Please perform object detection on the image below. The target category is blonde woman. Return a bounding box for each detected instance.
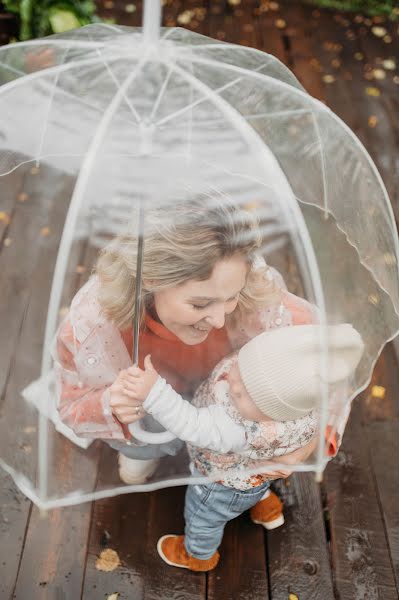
[55,196,318,528]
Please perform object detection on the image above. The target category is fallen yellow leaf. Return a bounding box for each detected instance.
[0,212,11,225]
[384,253,396,266]
[371,26,387,38]
[382,59,396,70]
[95,549,120,572]
[372,385,386,399]
[177,10,194,24]
[323,74,335,84]
[23,426,37,434]
[365,86,380,97]
[372,68,386,80]
[107,594,119,600]
[275,19,286,29]
[368,293,379,306]
[289,594,299,600]
[368,115,378,128]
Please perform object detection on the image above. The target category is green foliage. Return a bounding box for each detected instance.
[2,0,101,40]
[307,0,399,17]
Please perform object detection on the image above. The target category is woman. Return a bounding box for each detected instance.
[55,195,318,528]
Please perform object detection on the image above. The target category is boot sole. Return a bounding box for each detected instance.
[252,514,285,530]
[157,535,190,569]
[118,458,159,484]
[118,468,158,484]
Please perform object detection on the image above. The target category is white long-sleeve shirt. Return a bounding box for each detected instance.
[143,376,248,453]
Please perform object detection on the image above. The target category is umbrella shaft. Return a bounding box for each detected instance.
[133,205,145,364]
[143,0,162,44]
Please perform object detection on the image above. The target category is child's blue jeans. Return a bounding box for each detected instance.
[184,477,271,560]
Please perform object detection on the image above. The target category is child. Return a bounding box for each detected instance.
[120,323,364,571]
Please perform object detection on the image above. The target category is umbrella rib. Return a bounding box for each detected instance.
[0,51,131,96]
[154,62,266,128]
[38,52,149,503]
[89,22,124,34]
[35,43,77,167]
[86,28,142,125]
[148,65,173,122]
[0,39,104,52]
[159,108,313,129]
[0,60,133,123]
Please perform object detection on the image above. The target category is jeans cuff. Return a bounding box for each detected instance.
[184,538,217,561]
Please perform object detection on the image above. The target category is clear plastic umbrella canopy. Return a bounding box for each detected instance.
[1,3,398,508]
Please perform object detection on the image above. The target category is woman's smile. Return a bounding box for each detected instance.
[190,323,212,338]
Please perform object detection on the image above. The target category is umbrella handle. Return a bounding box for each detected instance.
[128,420,177,444]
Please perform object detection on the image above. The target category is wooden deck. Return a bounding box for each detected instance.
[1,1,399,598]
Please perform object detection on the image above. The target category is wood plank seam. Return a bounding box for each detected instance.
[9,501,33,600]
[366,435,399,597]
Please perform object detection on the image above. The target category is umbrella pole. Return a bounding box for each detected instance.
[143,0,162,44]
[133,201,145,364]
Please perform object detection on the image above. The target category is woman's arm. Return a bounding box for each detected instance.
[55,316,127,439]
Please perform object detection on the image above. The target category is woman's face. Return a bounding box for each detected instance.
[152,255,248,345]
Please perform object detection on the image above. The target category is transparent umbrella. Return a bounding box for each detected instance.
[0,0,398,509]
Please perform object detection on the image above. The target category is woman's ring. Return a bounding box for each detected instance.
[135,406,141,415]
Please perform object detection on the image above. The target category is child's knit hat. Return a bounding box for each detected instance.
[237,324,364,421]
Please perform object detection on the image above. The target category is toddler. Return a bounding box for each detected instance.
[123,322,364,571]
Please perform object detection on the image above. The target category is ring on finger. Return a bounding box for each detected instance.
[134,406,141,415]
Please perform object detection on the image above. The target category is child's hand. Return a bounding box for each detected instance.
[109,355,158,424]
[121,355,159,403]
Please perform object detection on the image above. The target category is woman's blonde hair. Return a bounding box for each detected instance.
[95,196,281,330]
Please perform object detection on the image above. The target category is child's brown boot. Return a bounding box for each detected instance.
[250,490,284,530]
[157,535,219,571]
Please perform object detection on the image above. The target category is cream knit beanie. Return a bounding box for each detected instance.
[238,324,364,421]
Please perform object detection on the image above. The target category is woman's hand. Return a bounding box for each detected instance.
[256,436,318,480]
[109,355,158,424]
[274,435,318,466]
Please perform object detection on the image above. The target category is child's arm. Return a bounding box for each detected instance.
[123,356,248,453]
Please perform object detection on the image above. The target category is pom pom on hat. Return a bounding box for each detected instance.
[238,324,364,421]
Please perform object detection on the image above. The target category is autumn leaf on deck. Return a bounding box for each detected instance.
[371,385,386,399]
[0,212,11,225]
[95,549,121,572]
